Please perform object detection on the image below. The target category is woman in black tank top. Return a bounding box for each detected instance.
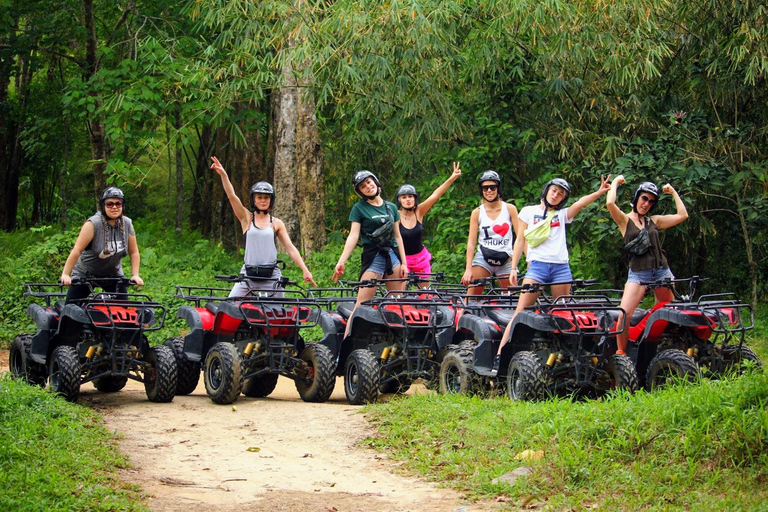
[606,175,689,355]
[396,162,462,287]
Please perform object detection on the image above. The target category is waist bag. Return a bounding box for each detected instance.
[524,210,556,248]
[245,264,277,279]
[623,218,651,256]
[480,245,510,266]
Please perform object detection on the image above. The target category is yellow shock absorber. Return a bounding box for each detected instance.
[86,346,96,358]
[244,343,254,356]
[546,353,556,366]
[687,347,695,358]
[381,346,391,361]
[591,357,599,365]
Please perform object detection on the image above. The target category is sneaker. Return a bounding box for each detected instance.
[616,349,626,356]
[491,354,501,375]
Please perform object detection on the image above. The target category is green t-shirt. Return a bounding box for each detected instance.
[349,200,400,247]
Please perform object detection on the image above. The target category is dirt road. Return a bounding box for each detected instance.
[74,374,489,512]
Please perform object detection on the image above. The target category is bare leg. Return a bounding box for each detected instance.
[549,283,572,302]
[498,278,541,354]
[616,282,647,353]
[467,266,491,296]
[344,269,383,338]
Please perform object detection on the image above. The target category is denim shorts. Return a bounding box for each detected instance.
[627,266,675,285]
[365,248,402,276]
[524,260,573,284]
[471,251,512,277]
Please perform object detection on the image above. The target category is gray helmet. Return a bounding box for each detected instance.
[540,178,571,209]
[395,184,418,209]
[250,181,275,210]
[100,186,125,215]
[477,170,501,196]
[631,182,660,213]
[353,170,381,198]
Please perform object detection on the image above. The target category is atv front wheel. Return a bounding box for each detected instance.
[597,354,639,395]
[439,346,478,395]
[243,373,279,398]
[204,342,243,404]
[722,345,762,374]
[646,348,698,390]
[49,345,80,402]
[344,349,379,405]
[506,351,545,401]
[164,337,201,395]
[295,343,336,403]
[145,345,178,403]
[93,375,128,393]
[10,334,47,386]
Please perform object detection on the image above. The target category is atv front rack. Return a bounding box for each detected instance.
[77,293,166,331]
[23,283,68,308]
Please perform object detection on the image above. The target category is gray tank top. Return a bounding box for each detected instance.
[242,215,278,268]
[72,213,134,278]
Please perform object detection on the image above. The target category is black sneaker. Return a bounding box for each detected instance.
[491,354,501,375]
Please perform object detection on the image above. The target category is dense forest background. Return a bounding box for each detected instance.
[2,0,767,305]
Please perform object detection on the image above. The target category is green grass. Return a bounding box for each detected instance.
[363,370,768,509]
[0,376,148,511]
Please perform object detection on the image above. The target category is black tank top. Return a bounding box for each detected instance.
[400,220,424,256]
[624,216,668,271]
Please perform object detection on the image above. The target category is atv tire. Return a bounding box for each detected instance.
[164,337,201,395]
[597,354,639,395]
[10,334,47,386]
[439,345,479,395]
[93,375,128,393]
[243,373,279,398]
[145,345,178,403]
[344,349,379,405]
[646,348,698,390]
[204,342,243,404]
[722,345,762,374]
[506,351,545,401]
[49,345,80,402]
[295,343,336,403]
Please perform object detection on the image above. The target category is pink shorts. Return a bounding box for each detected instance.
[405,246,432,275]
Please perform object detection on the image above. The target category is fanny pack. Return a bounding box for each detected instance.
[524,210,556,248]
[244,264,277,279]
[369,203,395,245]
[480,245,510,266]
[623,218,651,256]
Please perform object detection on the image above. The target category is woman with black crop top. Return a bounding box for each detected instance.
[396,161,462,286]
[606,175,689,355]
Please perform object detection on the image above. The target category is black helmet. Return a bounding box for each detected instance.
[100,186,125,215]
[631,182,660,213]
[353,170,381,198]
[395,184,418,209]
[540,178,571,209]
[250,181,275,211]
[477,170,501,196]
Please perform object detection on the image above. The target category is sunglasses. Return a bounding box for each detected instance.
[639,195,657,205]
[105,201,124,208]
[482,185,498,192]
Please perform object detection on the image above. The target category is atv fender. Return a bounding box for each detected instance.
[507,310,560,346]
[641,308,706,342]
[176,305,207,362]
[456,313,499,368]
[317,311,345,364]
[27,304,58,365]
[30,304,87,364]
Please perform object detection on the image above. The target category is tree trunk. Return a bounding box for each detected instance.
[190,125,213,236]
[175,111,183,235]
[295,83,326,255]
[270,69,300,246]
[4,51,33,231]
[83,0,108,197]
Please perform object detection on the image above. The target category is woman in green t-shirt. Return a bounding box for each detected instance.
[333,170,409,336]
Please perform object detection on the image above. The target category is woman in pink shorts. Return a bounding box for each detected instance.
[396,162,462,287]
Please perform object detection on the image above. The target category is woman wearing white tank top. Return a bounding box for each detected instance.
[210,156,316,297]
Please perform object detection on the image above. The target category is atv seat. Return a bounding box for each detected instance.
[53,301,66,315]
[336,302,355,319]
[486,308,515,327]
[606,308,647,327]
[205,302,221,315]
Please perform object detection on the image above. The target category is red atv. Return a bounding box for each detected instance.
[617,276,759,389]
[11,279,177,403]
[166,275,336,405]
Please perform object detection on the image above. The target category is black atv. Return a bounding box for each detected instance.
[166,274,336,405]
[442,280,638,400]
[315,279,458,405]
[11,278,177,403]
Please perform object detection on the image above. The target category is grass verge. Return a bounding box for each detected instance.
[364,371,768,510]
[0,375,147,511]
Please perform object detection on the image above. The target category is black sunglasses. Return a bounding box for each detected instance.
[482,185,498,192]
[105,201,124,208]
[639,195,657,205]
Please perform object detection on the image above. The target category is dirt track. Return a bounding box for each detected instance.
[70,373,491,512]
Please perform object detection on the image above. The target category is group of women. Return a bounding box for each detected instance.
[61,157,688,370]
